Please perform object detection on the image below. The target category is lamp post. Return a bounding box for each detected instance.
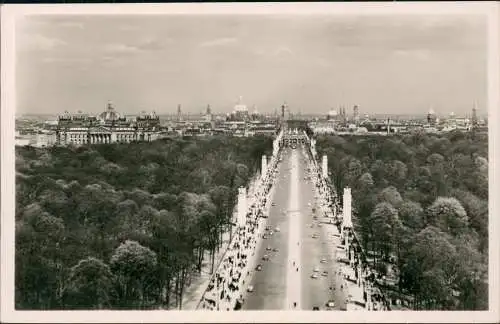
[216,273,220,311]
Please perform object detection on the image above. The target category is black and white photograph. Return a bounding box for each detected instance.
[1,2,499,323]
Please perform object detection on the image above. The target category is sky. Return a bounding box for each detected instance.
[15,14,487,116]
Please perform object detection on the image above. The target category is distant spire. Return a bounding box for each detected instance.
[472,101,478,126]
[238,96,243,104]
[177,104,182,122]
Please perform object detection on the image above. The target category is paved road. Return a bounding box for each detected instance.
[242,145,346,310]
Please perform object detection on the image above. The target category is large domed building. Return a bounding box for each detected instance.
[427,107,437,125]
[55,102,161,146]
[98,102,124,122]
[327,109,338,120]
[228,96,250,121]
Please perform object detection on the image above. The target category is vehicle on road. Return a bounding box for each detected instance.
[256,264,263,271]
[320,258,327,264]
[265,226,271,231]
[263,234,268,239]
[322,271,328,276]
[312,306,320,310]
[262,254,270,261]
[272,248,279,252]
[318,223,323,227]
[325,301,335,310]
[266,246,272,251]
[269,230,274,235]
[312,233,319,239]
[313,266,320,272]
[274,227,280,232]
[311,273,319,279]
[272,202,276,206]
[247,285,254,292]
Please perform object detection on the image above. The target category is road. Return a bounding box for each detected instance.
[242,145,347,310]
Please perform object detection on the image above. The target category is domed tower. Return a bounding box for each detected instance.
[353,105,360,126]
[472,102,478,127]
[281,101,287,119]
[327,109,338,121]
[233,96,249,121]
[177,104,182,122]
[204,104,213,122]
[99,102,121,123]
[427,107,437,125]
[250,105,260,121]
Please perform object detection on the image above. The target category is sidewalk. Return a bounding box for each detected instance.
[178,173,263,310]
[180,230,232,310]
[197,157,282,311]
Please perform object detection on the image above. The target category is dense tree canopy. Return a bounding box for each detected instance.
[16,136,272,309]
[316,131,488,310]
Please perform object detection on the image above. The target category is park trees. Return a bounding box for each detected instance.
[16,136,268,309]
[369,202,403,263]
[16,209,66,308]
[110,240,158,308]
[398,200,425,231]
[400,226,458,309]
[64,257,114,309]
[426,197,469,236]
[315,131,488,310]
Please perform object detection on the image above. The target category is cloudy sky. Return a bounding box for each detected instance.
[16,14,486,116]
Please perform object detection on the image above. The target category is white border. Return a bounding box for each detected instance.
[1,2,499,323]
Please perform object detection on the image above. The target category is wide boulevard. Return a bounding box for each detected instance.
[242,145,347,310]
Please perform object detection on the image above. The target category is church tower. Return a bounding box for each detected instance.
[472,102,478,127]
[177,104,182,122]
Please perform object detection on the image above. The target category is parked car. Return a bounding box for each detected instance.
[311,273,319,279]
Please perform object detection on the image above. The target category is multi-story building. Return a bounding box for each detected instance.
[35,131,57,148]
[55,103,161,146]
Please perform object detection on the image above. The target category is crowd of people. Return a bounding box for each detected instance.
[199,154,281,311]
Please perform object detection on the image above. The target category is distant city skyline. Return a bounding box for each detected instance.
[16,14,487,116]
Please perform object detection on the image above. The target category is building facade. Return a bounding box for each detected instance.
[55,103,161,146]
